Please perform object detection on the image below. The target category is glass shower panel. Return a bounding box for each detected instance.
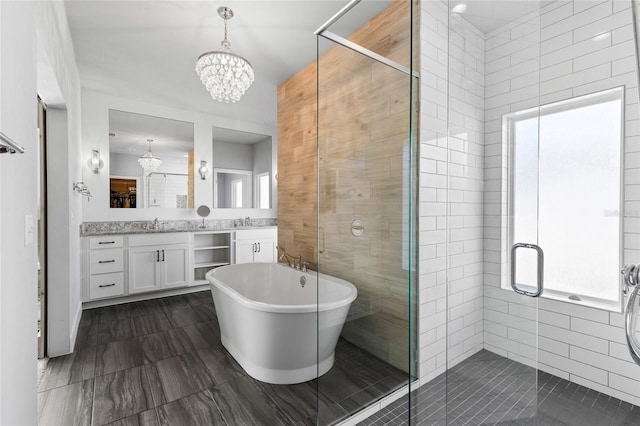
[445,1,542,424]
[316,30,418,425]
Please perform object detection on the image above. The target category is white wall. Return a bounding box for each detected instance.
[81,90,278,221]
[0,2,38,423]
[419,0,450,383]
[36,1,84,358]
[1,0,83,420]
[213,141,253,170]
[483,0,640,406]
[445,11,486,370]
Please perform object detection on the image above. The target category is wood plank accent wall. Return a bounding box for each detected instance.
[278,0,418,371]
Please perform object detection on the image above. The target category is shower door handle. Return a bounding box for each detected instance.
[510,243,544,297]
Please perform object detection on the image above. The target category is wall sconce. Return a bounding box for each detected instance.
[198,160,209,180]
[87,149,104,174]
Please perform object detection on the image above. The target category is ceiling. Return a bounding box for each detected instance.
[64,0,392,128]
[449,0,547,34]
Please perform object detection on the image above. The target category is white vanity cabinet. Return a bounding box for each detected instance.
[128,233,190,294]
[85,236,125,300]
[235,228,277,264]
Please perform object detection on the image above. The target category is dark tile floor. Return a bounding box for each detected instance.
[359,350,640,426]
[37,291,408,426]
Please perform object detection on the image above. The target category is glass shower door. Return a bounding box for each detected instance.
[443,2,542,424]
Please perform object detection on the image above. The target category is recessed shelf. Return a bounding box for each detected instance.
[195,261,230,268]
[194,245,230,251]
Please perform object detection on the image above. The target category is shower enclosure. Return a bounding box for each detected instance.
[314,0,640,425]
[397,0,640,424]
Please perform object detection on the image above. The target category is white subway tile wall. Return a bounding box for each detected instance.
[419,0,640,407]
[482,0,640,406]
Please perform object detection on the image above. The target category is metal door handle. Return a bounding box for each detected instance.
[98,283,116,288]
[258,242,261,252]
[98,260,115,264]
[162,249,165,262]
[156,250,159,262]
[98,241,115,245]
[510,243,544,297]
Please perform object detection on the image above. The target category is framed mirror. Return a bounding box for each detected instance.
[212,126,272,209]
[109,110,194,209]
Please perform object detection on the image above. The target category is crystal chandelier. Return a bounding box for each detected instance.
[195,7,254,103]
[138,139,161,172]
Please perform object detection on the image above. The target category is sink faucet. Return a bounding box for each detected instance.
[244,216,251,227]
[153,217,159,230]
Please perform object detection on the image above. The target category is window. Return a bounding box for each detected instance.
[231,179,243,208]
[255,172,270,209]
[504,87,623,308]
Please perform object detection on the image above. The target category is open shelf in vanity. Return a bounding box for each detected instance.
[193,231,232,284]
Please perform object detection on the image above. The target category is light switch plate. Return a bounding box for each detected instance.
[25,214,34,246]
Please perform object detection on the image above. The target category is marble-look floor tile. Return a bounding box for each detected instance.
[258,380,325,423]
[145,352,215,405]
[210,376,288,426]
[139,329,195,364]
[177,321,220,350]
[37,379,93,426]
[315,364,369,403]
[75,325,99,349]
[192,303,217,321]
[95,339,145,376]
[183,291,212,307]
[195,345,245,385]
[157,390,227,425]
[38,346,96,392]
[105,409,159,426]
[128,300,164,317]
[93,366,155,426]
[165,307,207,328]
[98,304,132,323]
[158,296,191,312]
[133,313,172,337]
[98,318,136,345]
[79,308,101,328]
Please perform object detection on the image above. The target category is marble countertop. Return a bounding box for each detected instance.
[80,219,277,237]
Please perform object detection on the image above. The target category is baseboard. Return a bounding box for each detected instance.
[70,301,82,352]
[81,284,210,309]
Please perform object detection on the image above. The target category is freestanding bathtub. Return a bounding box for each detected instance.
[205,262,357,384]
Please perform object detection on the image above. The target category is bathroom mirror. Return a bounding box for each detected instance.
[212,126,272,209]
[109,110,194,209]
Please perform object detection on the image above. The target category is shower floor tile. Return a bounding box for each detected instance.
[358,349,640,426]
[38,291,408,426]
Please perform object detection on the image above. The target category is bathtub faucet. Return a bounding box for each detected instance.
[277,246,301,269]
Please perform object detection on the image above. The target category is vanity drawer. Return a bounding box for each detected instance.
[89,236,124,249]
[89,248,124,274]
[89,272,124,300]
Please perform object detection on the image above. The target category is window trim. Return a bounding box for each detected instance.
[501,86,625,313]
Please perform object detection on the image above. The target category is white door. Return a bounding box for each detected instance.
[129,246,161,294]
[161,243,190,288]
[235,240,256,264]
